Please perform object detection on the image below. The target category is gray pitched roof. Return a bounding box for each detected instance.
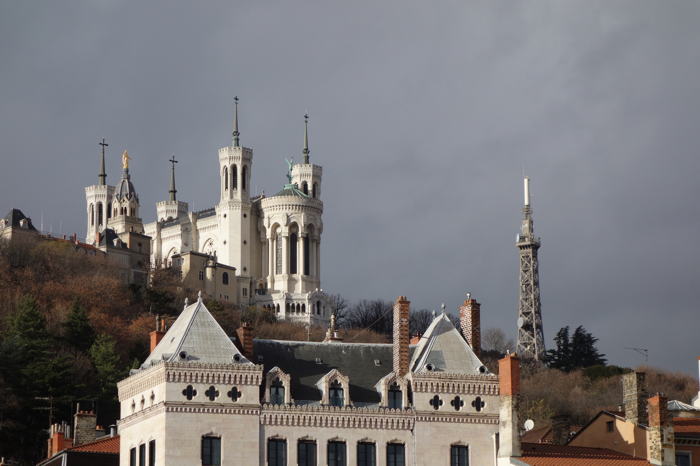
[140,298,248,369]
[410,313,489,375]
[253,339,416,405]
[3,208,37,230]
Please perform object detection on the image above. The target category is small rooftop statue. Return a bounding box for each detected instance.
[284,158,294,184]
[121,150,131,169]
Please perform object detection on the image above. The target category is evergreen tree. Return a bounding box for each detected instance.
[545,325,606,372]
[62,300,95,352]
[89,334,124,401]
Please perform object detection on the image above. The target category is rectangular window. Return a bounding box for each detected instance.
[303,236,310,275]
[130,447,136,466]
[268,438,287,466]
[148,440,156,466]
[328,441,346,466]
[606,421,614,432]
[202,436,221,466]
[243,288,248,297]
[275,237,283,274]
[297,440,316,466]
[357,442,376,466]
[450,445,469,466]
[676,452,691,466]
[139,444,146,466]
[386,443,405,466]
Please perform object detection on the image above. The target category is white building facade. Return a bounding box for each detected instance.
[117,296,501,466]
[84,107,332,325]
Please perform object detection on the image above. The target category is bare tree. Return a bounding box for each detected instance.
[482,327,515,354]
[344,299,393,334]
[409,309,434,336]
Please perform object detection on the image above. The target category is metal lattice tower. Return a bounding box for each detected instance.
[516,177,545,360]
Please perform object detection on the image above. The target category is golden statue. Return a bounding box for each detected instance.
[121,150,131,169]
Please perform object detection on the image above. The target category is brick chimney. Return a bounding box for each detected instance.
[393,296,410,377]
[550,414,571,445]
[149,315,166,353]
[459,294,481,357]
[498,353,521,459]
[73,408,97,446]
[235,322,254,360]
[47,422,73,458]
[622,371,648,426]
[647,393,675,465]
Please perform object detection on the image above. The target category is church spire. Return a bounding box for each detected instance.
[169,155,178,201]
[98,138,108,185]
[302,113,310,164]
[232,96,240,147]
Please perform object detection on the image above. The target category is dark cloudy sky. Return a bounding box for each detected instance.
[1,2,699,376]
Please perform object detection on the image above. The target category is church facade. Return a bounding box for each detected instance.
[84,104,332,326]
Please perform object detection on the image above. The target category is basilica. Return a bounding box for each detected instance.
[84,101,332,326]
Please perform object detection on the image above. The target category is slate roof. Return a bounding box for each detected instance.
[3,208,37,230]
[253,339,415,404]
[140,298,249,369]
[520,443,651,465]
[410,313,488,375]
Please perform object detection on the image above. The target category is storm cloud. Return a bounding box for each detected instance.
[1,1,699,374]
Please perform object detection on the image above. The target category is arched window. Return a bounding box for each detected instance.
[242,166,247,191]
[232,164,238,190]
[97,202,103,225]
[222,272,229,285]
[302,181,308,195]
[223,166,229,190]
[303,235,310,275]
[388,382,402,409]
[275,303,280,313]
[285,302,290,313]
[275,234,283,274]
[302,304,306,313]
[312,182,318,199]
[329,380,344,407]
[89,204,94,226]
[317,300,321,315]
[270,377,285,405]
[289,233,298,274]
[107,202,112,219]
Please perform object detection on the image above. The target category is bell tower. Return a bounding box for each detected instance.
[291,114,323,200]
[516,177,545,360]
[85,138,114,243]
[216,97,253,275]
[109,150,144,235]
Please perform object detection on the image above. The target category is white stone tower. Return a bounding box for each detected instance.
[290,114,322,200]
[155,156,188,223]
[516,177,545,360]
[216,97,254,275]
[110,151,144,235]
[85,138,114,242]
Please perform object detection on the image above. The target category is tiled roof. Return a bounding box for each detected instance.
[520,443,650,465]
[69,435,119,453]
[673,417,700,437]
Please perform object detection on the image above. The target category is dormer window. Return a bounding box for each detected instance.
[270,377,285,405]
[329,380,344,407]
[388,383,402,409]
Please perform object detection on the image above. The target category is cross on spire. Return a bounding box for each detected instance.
[169,155,178,201]
[98,138,108,185]
[302,113,310,164]
[232,96,240,147]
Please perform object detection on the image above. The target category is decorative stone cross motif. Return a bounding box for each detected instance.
[205,386,219,401]
[429,394,443,410]
[471,396,485,412]
[182,385,197,400]
[227,386,242,402]
[451,396,464,411]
